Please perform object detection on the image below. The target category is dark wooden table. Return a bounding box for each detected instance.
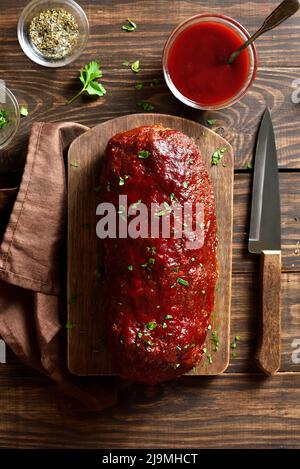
[1,0,300,449]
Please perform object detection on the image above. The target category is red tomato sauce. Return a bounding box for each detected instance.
[167,20,251,107]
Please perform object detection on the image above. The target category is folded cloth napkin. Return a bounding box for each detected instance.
[0,122,118,411]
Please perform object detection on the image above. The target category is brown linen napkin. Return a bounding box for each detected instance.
[0,122,118,411]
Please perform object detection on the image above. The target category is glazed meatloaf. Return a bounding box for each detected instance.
[99,125,218,384]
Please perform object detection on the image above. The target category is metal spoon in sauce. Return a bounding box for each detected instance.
[228,0,300,65]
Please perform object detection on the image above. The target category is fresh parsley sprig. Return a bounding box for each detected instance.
[0,109,8,129]
[211,147,228,166]
[67,61,106,105]
[122,19,137,32]
[20,106,29,117]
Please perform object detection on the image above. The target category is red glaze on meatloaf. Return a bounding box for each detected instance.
[100,125,218,384]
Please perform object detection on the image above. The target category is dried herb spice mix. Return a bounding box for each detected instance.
[29,8,79,59]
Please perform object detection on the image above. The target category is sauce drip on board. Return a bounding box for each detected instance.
[167,21,251,107]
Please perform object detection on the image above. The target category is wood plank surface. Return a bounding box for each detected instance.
[1,2,300,170]
[2,68,300,171]
[67,114,233,376]
[233,173,300,273]
[2,272,300,377]
[0,373,300,449]
[1,0,300,450]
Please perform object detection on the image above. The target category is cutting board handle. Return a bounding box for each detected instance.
[255,250,281,375]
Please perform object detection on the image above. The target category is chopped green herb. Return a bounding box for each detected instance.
[189,159,194,165]
[131,199,142,210]
[247,161,253,171]
[146,339,155,347]
[138,150,151,159]
[138,101,155,112]
[177,277,189,287]
[118,207,127,222]
[207,353,213,364]
[163,201,172,213]
[122,18,137,32]
[207,118,217,126]
[66,322,77,329]
[162,322,167,329]
[66,60,106,105]
[182,181,188,189]
[172,266,179,272]
[70,161,79,168]
[151,77,162,86]
[119,175,129,186]
[211,147,228,166]
[165,314,173,320]
[146,321,157,330]
[147,246,156,255]
[141,257,155,269]
[131,60,140,73]
[212,330,219,352]
[202,346,213,363]
[170,193,176,201]
[0,110,8,129]
[20,105,29,117]
[127,265,133,271]
[157,210,165,217]
[94,269,101,279]
[68,295,77,305]
[135,82,144,90]
[137,331,143,339]
[122,60,130,67]
[231,334,241,358]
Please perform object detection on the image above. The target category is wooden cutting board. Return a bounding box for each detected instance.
[67,114,233,376]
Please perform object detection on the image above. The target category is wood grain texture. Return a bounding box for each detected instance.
[2,272,300,378]
[67,114,233,376]
[255,251,282,375]
[1,373,300,449]
[1,1,300,170]
[1,0,300,450]
[2,67,300,171]
[233,173,300,273]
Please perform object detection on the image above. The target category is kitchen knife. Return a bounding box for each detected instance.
[248,107,281,375]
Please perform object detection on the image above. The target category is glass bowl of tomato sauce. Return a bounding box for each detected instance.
[163,14,257,110]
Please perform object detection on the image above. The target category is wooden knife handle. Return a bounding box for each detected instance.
[255,250,281,375]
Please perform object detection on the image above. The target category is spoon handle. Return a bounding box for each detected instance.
[228,0,300,64]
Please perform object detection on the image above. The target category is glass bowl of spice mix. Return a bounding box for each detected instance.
[0,83,20,150]
[17,0,89,67]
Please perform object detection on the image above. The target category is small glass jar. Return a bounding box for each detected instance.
[17,0,89,68]
[162,14,257,110]
[0,83,20,150]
